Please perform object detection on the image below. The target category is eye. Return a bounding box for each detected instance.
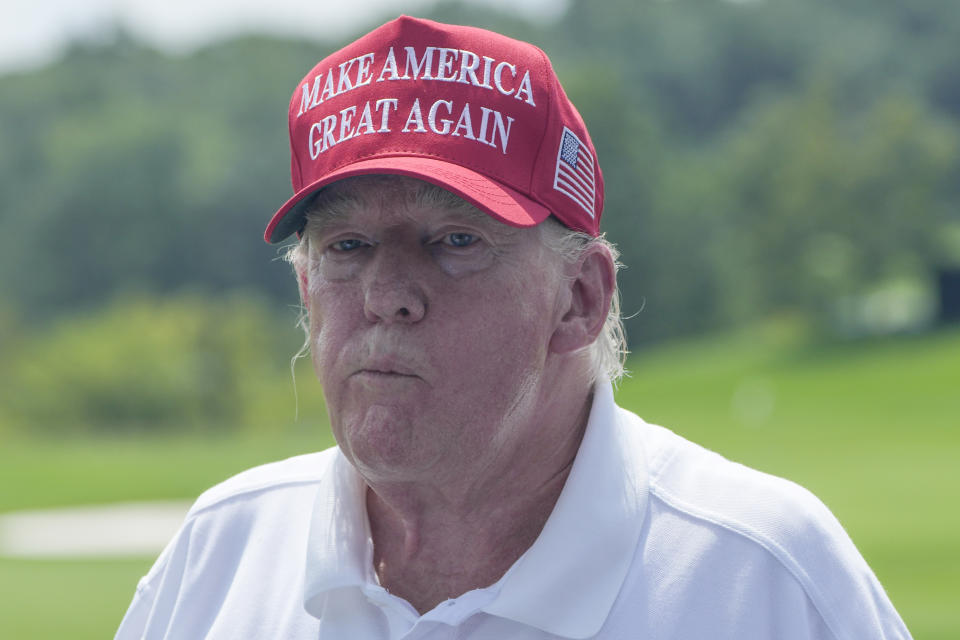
[330,238,369,252]
[443,232,477,248]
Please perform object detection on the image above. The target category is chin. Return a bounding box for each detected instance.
[336,407,433,479]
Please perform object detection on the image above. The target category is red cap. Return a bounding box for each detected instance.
[264,16,604,244]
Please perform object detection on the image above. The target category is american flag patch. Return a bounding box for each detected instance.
[553,127,596,217]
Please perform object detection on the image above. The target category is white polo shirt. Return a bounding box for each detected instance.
[116,381,911,639]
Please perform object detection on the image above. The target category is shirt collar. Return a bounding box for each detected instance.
[303,452,373,617]
[302,379,649,636]
[481,379,648,638]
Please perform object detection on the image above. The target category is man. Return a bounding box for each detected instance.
[117,16,911,639]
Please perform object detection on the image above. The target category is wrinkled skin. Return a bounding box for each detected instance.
[306,177,571,489]
[301,175,615,612]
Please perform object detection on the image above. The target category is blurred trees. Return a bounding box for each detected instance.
[538,0,960,340]
[0,294,323,434]
[1,0,959,430]
[0,34,322,316]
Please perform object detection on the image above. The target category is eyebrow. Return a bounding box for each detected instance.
[414,184,526,238]
[300,189,364,242]
[301,177,524,247]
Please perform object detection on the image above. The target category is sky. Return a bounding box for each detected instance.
[2,0,567,75]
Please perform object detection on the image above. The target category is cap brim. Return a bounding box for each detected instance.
[264,156,551,244]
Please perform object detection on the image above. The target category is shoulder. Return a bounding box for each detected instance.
[634,412,841,554]
[615,406,838,535]
[188,447,338,518]
[116,447,341,639]
[143,447,340,585]
[614,407,910,639]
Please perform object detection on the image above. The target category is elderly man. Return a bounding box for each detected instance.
[117,16,910,640]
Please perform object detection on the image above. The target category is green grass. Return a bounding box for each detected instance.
[0,426,333,513]
[0,557,155,639]
[0,427,333,639]
[1,326,958,638]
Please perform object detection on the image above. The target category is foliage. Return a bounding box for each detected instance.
[0,294,322,433]
[1,0,959,345]
[0,34,319,316]
[656,82,959,331]
[0,0,960,345]
[539,0,960,340]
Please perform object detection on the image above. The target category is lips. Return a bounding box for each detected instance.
[352,356,420,379]
[351,367,422,392]
[356,368,416,378]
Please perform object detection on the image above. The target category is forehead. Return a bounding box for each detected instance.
[304,175,520,234]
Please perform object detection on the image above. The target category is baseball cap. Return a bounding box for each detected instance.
[264,15,604,244]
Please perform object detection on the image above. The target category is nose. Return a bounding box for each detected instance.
[362,245,427,324]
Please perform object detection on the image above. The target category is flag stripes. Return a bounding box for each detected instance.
[553,127,596,217]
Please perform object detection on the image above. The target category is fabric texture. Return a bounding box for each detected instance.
[265,16,605,244]
[116,380,911,639]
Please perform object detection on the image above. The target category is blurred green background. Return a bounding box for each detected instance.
[1,0,958,637]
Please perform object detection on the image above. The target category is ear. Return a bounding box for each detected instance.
[549,244,616,355]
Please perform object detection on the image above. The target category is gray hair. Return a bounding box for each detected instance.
[285,178,627,384]
[538,218,628,384]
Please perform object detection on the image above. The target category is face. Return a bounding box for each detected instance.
[304,176,570,484]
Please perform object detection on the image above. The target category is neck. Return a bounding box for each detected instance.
[365,385,593,614]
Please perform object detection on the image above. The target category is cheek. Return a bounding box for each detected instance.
[298,271,310,308]
[307,289,359,382]
[441,291,551,379]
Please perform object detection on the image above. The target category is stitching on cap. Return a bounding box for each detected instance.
[528,44,554,188]
[321,144,528,194]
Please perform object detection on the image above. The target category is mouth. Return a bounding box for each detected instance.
[352,358,421,380]
[351,367,422,390]
[356,368,417,378]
